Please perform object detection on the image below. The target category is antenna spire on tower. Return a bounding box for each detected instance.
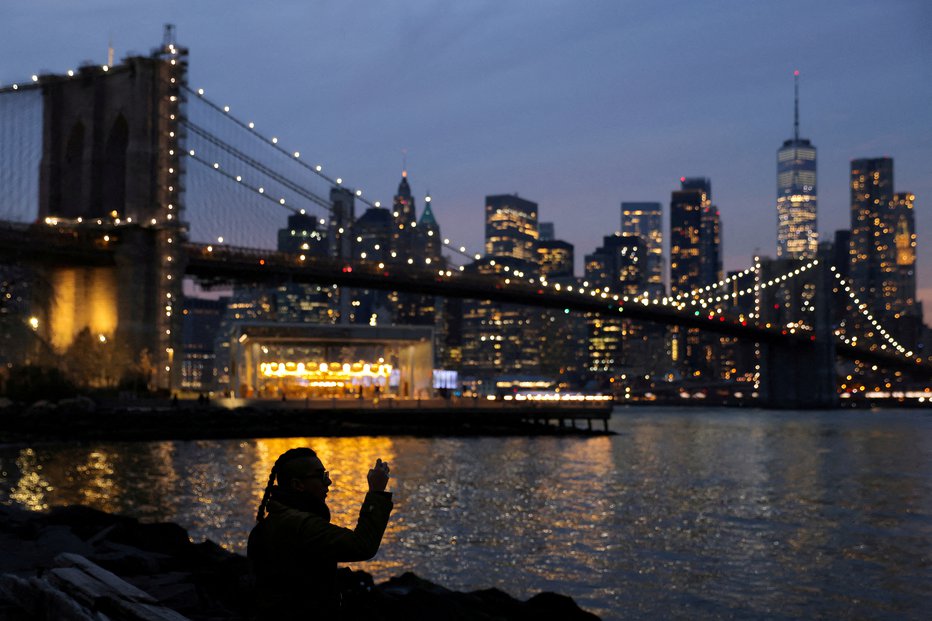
[793,69,800,142]
[163,24,176,47]
[401,148,408,178]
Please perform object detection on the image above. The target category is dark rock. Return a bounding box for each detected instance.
[1,506,601,620]
[525,592,601,620]
[35,526,94,558]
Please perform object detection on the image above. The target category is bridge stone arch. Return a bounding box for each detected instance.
[61,121,86,215]
[100,114,129,217]
[39,55,180,224]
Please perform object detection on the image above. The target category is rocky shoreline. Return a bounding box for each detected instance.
[0,504,601,620]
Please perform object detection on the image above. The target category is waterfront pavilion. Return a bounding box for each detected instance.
[227,322,433,399]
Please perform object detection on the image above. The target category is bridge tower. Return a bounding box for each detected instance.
[36,28,187,390]
[757,248,838,408]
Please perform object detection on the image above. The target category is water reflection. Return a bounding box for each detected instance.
[1,409,930,620]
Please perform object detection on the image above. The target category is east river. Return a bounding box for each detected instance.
[2,407,930,619]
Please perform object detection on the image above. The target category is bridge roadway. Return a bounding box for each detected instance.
[1,221,929,377]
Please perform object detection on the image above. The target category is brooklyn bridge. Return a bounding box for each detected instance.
[0,33,927,409]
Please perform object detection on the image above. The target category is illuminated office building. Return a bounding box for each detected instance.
[891,192,917,312]
[537,239,574,279]
[461,194,541,384]
[584,235,645,377]
[390,170,418,261]
[849,158,895,317]
[460,256,540,383]
[776,71,818,259]
[277,210,327,256]
[180,297,227,392]
[700,204,723,286]
[485,194,539,265]
[621,202,664,296]
[670,177,723,378]
[536,230,584,383]
[670,178,709,294]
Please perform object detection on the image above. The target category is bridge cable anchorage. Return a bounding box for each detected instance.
[183,85,376,207]
[182,120,332,210]
[182,85,487,263]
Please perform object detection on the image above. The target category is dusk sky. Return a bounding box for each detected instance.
[3,1,931,320]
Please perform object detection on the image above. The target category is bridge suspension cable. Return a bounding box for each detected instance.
[184,85,376,207]
[183,121,332,211]
[182,84,486,262]
[830,268,916,358]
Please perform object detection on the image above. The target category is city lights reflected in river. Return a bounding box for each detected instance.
[1,408,930,620]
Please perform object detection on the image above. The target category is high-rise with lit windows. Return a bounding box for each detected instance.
[460,194,541,385]
[777,71,818,259]
[891,191,918,318]
[670,177,723,378]
[849,157,895,317]
[621,202,664,296]
[485,194,539,266]
[390,170,418,262]
[670,178,708,294]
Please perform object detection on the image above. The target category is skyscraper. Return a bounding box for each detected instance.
[621,202,664,296]
[584,235,646,377]
[390,171,418,261]
[891,192,917,317]
[776,71,818,259]
[670,178,709,294]
[460,194,541,383]
[849,157,895,316]
[670,177,723,378]
[485,194,539,265]
[537,239,574,279]
[700,204,723,286]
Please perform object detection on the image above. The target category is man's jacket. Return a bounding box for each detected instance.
[248,491,393,619]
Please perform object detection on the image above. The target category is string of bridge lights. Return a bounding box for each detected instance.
[12,64,880,348]
[829,267,915,358]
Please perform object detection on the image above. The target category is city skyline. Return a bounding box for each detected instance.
[1,1,930,320]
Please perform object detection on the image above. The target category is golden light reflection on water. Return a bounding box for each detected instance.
[9,448,54,511]
[252,437,397,531]
[74,451,117,512]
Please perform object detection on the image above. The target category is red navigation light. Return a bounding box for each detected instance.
[810,335,816,341]
[342,266,353,273]
[719,316,725,322]
[680,176,686,182]
[794,70,800,76]
[537,289,544,294]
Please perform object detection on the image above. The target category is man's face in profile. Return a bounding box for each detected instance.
[290,457,331,502]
